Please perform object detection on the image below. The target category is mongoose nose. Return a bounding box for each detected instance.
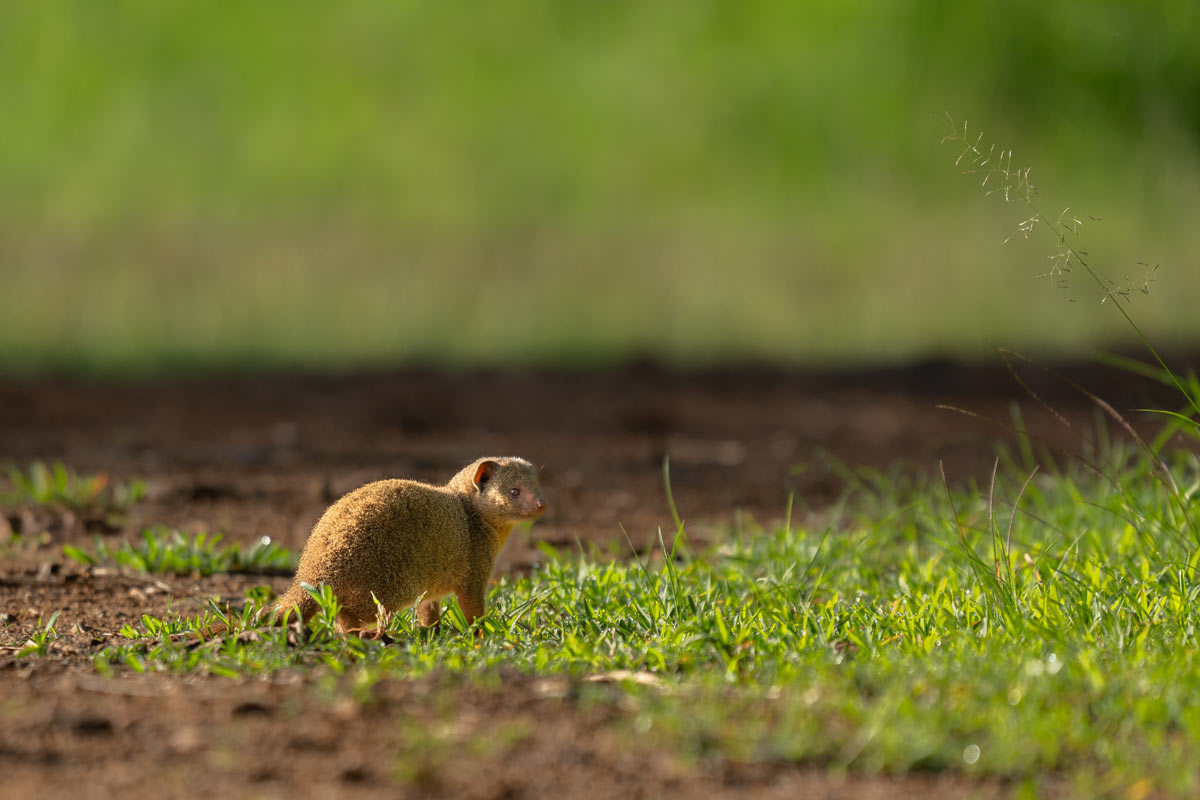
[534,499,546,513]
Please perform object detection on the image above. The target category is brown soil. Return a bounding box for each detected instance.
[0,359,1186,798]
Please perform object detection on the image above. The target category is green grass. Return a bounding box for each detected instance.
[2,461,145,512]
[94,441,1200,796]
[62,527,293,576]
[2,2,1199,372]
[16,611,61,658]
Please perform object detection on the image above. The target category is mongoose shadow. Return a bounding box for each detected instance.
[273,456,546,632]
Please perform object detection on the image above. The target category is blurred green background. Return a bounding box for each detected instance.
[2,1,1198,374]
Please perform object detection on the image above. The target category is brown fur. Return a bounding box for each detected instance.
[273,456,545,631]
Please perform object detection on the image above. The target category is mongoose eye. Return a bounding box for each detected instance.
[509,487,521,498]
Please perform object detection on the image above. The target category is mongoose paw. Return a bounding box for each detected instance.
[343,625,394,643]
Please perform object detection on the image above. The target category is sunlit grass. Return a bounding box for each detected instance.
[2,461,145,512]
[62,527,293,576]
[94,442,1200,795]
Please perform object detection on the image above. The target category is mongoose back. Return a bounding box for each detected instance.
[274,457,546,631]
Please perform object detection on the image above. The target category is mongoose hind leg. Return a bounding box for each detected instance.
[335,594,379,633]
[417,598,441,627]
[455,583,487,626]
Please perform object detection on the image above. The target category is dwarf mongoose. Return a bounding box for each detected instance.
[273,456,546,631]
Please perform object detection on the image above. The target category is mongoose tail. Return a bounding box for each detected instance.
[193,584,318,640]
[269,582,321,624]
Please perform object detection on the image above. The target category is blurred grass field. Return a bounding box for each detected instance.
[2,1,1198,374]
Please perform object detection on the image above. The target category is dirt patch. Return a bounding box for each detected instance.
[3,359,1179,557]
[0,359,1187,797]
[0,666,1025,800]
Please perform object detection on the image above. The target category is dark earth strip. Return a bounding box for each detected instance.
[1,357,1190,799]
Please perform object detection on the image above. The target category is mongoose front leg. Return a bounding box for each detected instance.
[337,609,375,635]
[417,598,441,627]
[456,583,487,626]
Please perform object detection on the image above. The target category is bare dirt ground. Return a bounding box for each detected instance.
[0,359,1184,799]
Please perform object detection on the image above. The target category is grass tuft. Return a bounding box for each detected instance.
[63,526,293,576]
[2,461,145,512]
[17,610,61,658]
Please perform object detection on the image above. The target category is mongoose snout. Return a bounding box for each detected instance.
[272,456,546,632]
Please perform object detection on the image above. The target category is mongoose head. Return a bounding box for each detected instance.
[452,456,547,526]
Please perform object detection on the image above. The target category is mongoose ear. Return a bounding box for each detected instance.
[472,460,498,490]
